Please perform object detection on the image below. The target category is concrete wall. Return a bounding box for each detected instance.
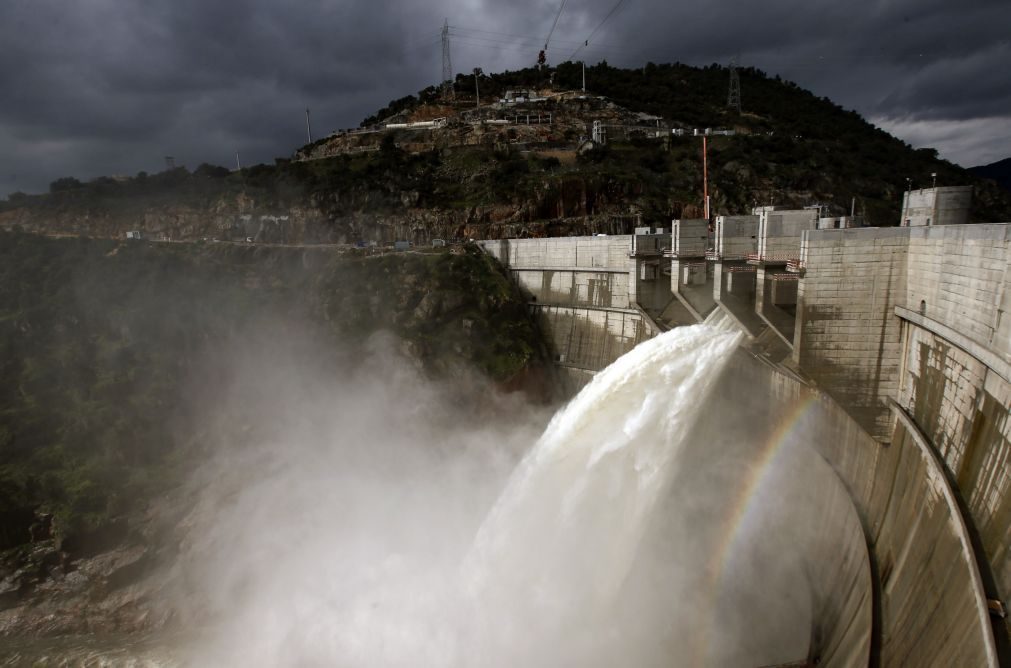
[793,227,911,440]
[896,317,1011,639]
[480,236,659,388]
[759,209,819,262]
[480,237,636,309]
[904,223,1011,356]
[708,355,999,666]
[795,224,1011,441]
[512,268,633,308]
[479,236,634,271]
[795,223,1011,656]
[534,304,653,371]
[715,215,759,259]
[901,186,972,227]
[756,365,1000,666]
[672,219,709,257]
[690,355,873,666]
[818,216,860,230]
[632,232,670,256]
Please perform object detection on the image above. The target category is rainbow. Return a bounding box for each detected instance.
[693,392,821,663]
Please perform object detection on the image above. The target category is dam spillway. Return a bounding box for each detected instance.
[479,221,1011,666]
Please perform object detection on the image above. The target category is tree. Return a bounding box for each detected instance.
[50,177,83,193]
[194,163,231,179]
[380,132,400,156]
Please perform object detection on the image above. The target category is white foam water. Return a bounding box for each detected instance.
[461,324,742,659]
[178,323,742,667]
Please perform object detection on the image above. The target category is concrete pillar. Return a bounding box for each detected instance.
[755,265,767,314]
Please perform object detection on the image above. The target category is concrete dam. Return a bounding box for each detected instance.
[479,208,1011,666]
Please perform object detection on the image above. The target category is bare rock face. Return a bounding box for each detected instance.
[0,537,167,637]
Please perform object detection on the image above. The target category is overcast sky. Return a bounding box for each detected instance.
[2,0,1009,197]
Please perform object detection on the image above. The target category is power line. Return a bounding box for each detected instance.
[449,25,632,53]
[452,32,918,74]
[449,32,546,49]
[429,24,934,75]
[450,27,731,71]
[451,25,576,45]
[401,36,443,55]
[450,37,545,55]
[542,0,568,52]
[449,29,651,62]
[450,34,671,66]
[450,26,543,39]
[568,0,631,61]
[451,36,620,61]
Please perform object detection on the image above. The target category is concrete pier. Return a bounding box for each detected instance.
[710,215,764,335]
[748,208,818,345]
[669,218,714,321]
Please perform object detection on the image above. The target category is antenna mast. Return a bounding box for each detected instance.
[441,19,455,100]
[727,56,741,114]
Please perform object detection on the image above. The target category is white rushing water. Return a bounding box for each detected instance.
[173,324,743,666]
[461,324,742,659]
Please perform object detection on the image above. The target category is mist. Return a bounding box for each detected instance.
[146,320,864,667]
[165,327,550,665]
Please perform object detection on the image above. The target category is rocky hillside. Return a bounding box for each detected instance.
[0,230,550,636]
[3,63,1010,242]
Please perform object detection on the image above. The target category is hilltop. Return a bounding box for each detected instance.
[2,62,1010,242]
[970,157,1011,194]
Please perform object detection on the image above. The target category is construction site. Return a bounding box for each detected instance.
[292,87,705,162]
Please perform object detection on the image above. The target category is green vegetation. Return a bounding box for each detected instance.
[969,157,1011,193]
[3,62,1009,230]
[564,60,1011,221]
[0,231,546,554]
[364,62,1011,224]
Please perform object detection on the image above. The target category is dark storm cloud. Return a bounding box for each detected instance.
[2,0,1009,196]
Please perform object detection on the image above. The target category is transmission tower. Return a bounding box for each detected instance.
[441,19,455,100]
[727,56,741,114]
